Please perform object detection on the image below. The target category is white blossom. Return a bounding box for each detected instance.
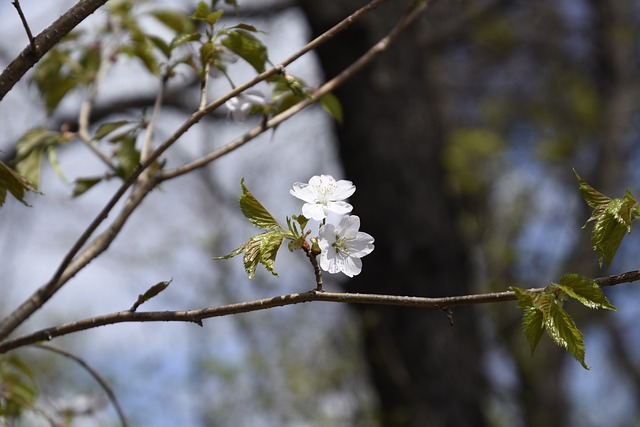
[225,91,266,122]
[318,215,374,277]
[290,175,355,221]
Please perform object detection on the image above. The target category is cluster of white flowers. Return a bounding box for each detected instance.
[290,175,374,278]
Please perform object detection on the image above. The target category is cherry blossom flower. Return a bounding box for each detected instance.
[317,215,374,277]
[290,175,355,220]
[225,91,266,122]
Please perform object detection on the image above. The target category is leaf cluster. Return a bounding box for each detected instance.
[575,170,639,268]
[511,274,616,369]
[213,179,308,279]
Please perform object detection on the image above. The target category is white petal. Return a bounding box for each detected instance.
[332,180,356,200]
[349,232,375,257]
[337,215,361,237]
[302,203,326,220]
[326,201,353,216]
[341,256,362,277]
[290,183,318,203]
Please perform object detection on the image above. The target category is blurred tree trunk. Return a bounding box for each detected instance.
[298,2,489,426]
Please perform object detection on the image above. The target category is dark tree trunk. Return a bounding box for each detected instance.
[298,2,489,426]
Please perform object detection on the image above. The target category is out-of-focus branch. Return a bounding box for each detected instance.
[32,344,129,427]
[0,269,637,355]
[0,0,111,102]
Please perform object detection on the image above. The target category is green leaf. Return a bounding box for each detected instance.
[221,29,267,73]
[95,120,131,140]
[0,161,38,207]
[0,354,37,418]
[14,128,68,189]
[239,178,283,231]
[575,170,638,267]
[114,135,141,179]
[546,302,588,369]
[557,273,616,310]
[320,92,343,124]
[191,2,224,25]
[521,307,544,355]
[170,33,201,50]
[510,286,536,308]
[213,231,285,279]
[72,176,103,197]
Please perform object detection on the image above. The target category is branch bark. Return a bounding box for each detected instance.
[0,0,111,102]
[0,269,636,355]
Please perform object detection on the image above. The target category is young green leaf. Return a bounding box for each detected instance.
[557,274,616,310]
[545,302,588,369]
[320,92,343,124]
[72,176,104,198]
[510,286,536,308]
[575,170,638,267]
[213,231,285,279]
[95,121,131,140]
[14,128,69,188]
[191,2,224,25]
[114,134,141,179]
[239,178,283,231]
[149,10,196,34]
[521,307,544,355]
[221,29,267,73]
[0,161,38,207]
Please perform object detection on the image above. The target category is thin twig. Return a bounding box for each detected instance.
[1,0,111,102]
[32,344,130,427]
[11,0,36,53]
[0,269,638,355]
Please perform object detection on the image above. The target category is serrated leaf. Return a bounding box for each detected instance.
[239,178,283,231]
[592,209,629,267]
[213,231,285,279]
[546,302,588,369]
[522,307,544,355]
[259,231,284,276]
[95,121,131,140]
[575,169,610,216]
[72,176,103,197]
[0,161,37,207]
[510,286,535,308]
[320,92,343,124]
[558,273,617,310]
[221,29,267,73]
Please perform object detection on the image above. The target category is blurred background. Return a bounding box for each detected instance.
[1,0,640,426]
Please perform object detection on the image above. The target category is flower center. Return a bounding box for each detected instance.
[315,179,336,204]
[332,235,350,255]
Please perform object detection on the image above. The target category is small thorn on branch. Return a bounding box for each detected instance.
[438,306,454,326]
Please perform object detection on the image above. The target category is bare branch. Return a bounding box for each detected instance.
[32,344,129,427]
[0,0,111,102]
[0,269,637,355]
[11,0,36,52]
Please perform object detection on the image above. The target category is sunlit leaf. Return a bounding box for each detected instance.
[191,2,224,25]
[545,302,588,369]
[558,273,616,310]
[239,178,283,231]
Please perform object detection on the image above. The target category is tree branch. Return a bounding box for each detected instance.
[32,344,129,427]
[0,269,637,355]
[0,0,111,102]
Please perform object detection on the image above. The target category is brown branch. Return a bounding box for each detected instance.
[0,269,638,355]
[0,0,111,102]
[32,344,129,427]
[11,0,36,53]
